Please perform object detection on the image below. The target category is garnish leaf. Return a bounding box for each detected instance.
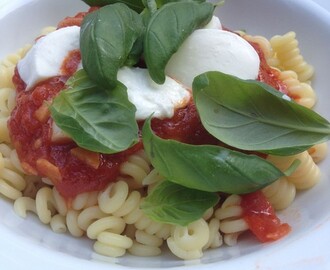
[141,181,219,226]
[142,118,285,194]
[50,70,139,154]
[193,71,330,156]
[80,3,144,89]
[81,0,145,13]
[144,1,214,84]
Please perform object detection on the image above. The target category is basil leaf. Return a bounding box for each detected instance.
[50,70,139,154]
[80,3,144,89]
[81,0,145,13]
[141,181,219,226]
[144,1,214,84]
[155,0,207,8]
[142,118,284,194]
[193,71,330,156]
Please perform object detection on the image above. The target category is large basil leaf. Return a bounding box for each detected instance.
[80,3,144,89]
[144,1,214,84]
[141,181,219,226]
[50,70,139,154]
[155,0,206,8]
[142,119,284,194]
[81,0,145,13]
[193,71,330,156]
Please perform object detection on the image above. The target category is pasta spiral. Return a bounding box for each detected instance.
[98,180,171,239]
[0,144,26,200]
[0,44,31,89]
[270,32,314,82]
[278,69,316,108]
[167,219,209,260]
[87,216,132,257]
[119,150,152,188]
[215,195,249,246]
[262,176,296,210]
[308,143,328,164]
[267,151,321,190]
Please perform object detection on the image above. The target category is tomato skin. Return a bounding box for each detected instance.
[241,191,291,242]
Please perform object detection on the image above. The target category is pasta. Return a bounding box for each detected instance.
[270,31,314,82]
[277,69,316,108]
[262,176,296,210]
[167,219,210,260]
[0,3,328,262]
[267,151,321,190]
[215,195,249,246]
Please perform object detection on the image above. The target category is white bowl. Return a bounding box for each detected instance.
[1,0,330,269]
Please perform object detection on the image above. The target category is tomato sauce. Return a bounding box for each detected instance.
[57,7,99,29]
[250,41,288,94]
[241,191,291,242]
[8,53,142,200]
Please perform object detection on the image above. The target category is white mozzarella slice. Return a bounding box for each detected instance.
[117,67,191,120]
[165,29,260,88]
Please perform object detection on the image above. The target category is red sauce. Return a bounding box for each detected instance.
[249,41,288,94]
[241,191,291,242]
[61,49,81,75]
[150,100,219,145]
[8,55,142,200]
[57,7,99,28]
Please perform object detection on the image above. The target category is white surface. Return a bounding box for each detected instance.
[311,0,330,12]
[0,0,330,269]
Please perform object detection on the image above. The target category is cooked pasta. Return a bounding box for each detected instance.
[203,218,223,250]
[278,69,316,108]
[167,219,210,260]
[0,44,31,89]
[128,230,163,257]
[215,195,249,246]
[0,144,26,200]
[270,31,314,82]
[308,142,328,164]
[50,214,67,233]
[87,216,131,257]
[262,176,296,210]
[267,151,321,190]
[119,150,152,188]
[71,190,98,211]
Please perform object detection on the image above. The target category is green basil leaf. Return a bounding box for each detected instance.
[80,3,144,89]
[141,181,219,226]
[50,70,139,154]
[81,0,145,13]
[142,118,284,194]
[193,71,330,156]
[155,0,207,8]
[144,1,214,84]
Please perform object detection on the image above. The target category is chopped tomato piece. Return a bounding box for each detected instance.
[241,191,291,242]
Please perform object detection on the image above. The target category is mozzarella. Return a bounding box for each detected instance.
[117,67,191,120]
[17,26,81,90]
[165,29,260,88]
[203,16,222,30]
